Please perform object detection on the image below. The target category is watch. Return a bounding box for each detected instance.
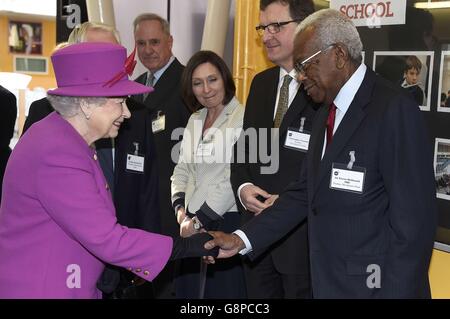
[192,216,203,231]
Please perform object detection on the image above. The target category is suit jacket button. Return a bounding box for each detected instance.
[93,153,98,161]
[143,270,150,276]
[136,268,141,273]
[127,267,132,271]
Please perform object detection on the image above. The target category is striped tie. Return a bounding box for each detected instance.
[143,72,154,100]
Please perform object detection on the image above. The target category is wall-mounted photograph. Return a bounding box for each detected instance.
[8,21,42,55]
[437,51,450,113]
[373,51,434,111]
[434,138,450,201]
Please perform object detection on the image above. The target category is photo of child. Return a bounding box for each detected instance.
[373,51,434,111]
[401,56,426,106]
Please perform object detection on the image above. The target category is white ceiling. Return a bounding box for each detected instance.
[0,0,56,17]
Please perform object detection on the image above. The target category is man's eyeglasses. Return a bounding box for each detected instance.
[255,19,301,36]
[294,44,335,76]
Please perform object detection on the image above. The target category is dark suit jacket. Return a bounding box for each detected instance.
[22,97,54,135]
[21,97,160,232]
[132,58,191,238]
[242,68,437,298]
[0,86,17,204]
[230,67,317,275]
[113,99,160,232]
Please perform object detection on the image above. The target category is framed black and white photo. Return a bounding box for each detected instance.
[437,51,450,113]
[373,51,434,111]
[8,21,43,55]
[434,138,450,201]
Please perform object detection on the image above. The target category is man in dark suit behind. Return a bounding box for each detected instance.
[207,9,437,298]
[0,86,17,205]
[132,13,191,298]
[22,97,53,134]
[230,0,316,298]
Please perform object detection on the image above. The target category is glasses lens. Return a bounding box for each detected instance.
[270,24,281,33]
[256,27,264,36]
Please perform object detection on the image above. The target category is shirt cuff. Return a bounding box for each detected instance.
[237,182,253,210]
[233,229,253,255]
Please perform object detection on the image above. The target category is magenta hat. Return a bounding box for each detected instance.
[47,42,152,97]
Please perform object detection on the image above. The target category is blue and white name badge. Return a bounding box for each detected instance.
[284,117,310,152]
[196,142,214,157]
[330,151,366,194]
[126,142,145,173]
[152,111,165,133]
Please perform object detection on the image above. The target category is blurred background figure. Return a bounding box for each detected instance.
[446,90,450,108]
[440,93,447,108]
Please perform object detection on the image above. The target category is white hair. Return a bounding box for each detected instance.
[68,21,121,44]
[133,13,170,35]
[295,9,363,62]
[47,95,106,118]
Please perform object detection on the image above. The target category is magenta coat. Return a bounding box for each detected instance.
[0,112,172,298]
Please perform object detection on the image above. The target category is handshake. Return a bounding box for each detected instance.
[170,231,245,261]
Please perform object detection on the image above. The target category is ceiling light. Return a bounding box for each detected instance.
[414,1,450,9]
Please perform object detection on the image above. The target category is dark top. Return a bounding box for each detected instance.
[0,85,17,204]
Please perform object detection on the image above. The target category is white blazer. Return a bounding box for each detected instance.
[171,97,244,225]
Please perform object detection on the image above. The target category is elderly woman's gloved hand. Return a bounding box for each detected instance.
[170,232,219,260]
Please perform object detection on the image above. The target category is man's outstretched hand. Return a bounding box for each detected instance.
[203,231,246,263]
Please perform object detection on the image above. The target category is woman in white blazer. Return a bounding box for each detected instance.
[171,51,246,298]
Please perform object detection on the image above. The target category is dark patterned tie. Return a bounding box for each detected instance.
[273,75,293,128]
[326,103,337,147]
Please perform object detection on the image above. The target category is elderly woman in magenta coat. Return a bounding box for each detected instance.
[0,42,215,299]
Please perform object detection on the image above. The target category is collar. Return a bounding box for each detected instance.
[333,63,367,113]
[401,79,420,88]
[148,55,175,84]
[278,67,298,85]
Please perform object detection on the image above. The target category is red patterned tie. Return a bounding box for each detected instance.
[326,103,337,147]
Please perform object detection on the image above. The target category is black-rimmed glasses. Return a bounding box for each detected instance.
[255,19,301,36]
[294,44,335,76]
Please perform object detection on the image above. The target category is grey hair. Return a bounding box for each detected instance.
[47,95,107,118]
[133,13,170,36]
[295,9,363,62]
[68,21,121,44]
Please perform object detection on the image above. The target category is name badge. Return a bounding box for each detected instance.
[152,112,165,133]
[126,142,144,173]
[126,154,145,173]
[196,142,214,157]
[284,129,310,152]
[329,151,365,194]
